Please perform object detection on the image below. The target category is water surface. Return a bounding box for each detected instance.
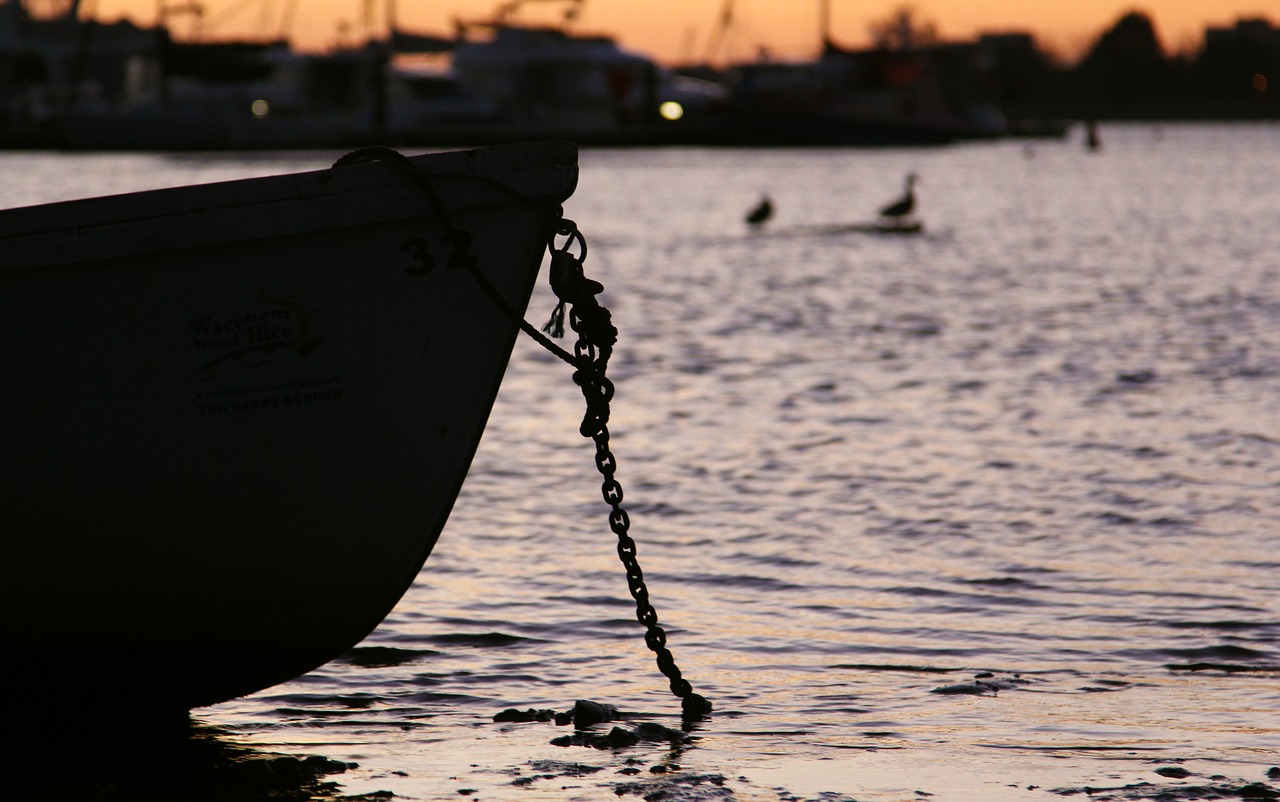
[4,123,1278,801]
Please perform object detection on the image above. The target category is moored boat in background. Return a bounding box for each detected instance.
[382,0,725,145]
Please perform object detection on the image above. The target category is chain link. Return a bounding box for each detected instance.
[548,221,711,719]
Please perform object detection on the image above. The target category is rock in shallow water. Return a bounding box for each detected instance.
[493,708,559,723]
[551,722,691,749]
[573,699,620,729]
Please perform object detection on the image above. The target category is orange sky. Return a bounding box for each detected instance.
[90,0,1277,62]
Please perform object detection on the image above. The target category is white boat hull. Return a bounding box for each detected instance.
[0,142,577,711]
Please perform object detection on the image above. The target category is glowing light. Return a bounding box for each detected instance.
[1253,74,1268,92]
[251,99,270,118]
[659,101,684,121]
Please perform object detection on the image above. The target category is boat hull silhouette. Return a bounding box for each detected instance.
[0,142,577,712]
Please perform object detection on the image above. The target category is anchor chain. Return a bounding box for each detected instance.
[543,220,711,719]
[331,147,708,717]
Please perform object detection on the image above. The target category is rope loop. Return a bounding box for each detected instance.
[553,219,588,261]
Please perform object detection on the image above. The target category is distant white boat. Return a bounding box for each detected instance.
[384,1,725,145]
[0,141,577,713]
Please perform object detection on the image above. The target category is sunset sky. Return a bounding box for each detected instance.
[90,0,1278,63]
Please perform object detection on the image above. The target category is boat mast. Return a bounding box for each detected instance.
[702,0,733,65]
[819,0,833,49]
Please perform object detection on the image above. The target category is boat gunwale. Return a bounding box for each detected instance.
[0,141,578,273]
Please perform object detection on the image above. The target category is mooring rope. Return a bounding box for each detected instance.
[333,148,711,718]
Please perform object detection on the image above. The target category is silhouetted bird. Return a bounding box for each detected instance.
[879,174,918,221]
[745,194,773,225]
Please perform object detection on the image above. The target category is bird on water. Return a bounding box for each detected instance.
[745,194,773,226]
[879,173,918,222]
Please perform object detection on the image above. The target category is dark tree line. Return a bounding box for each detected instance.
[979,12,1279,120]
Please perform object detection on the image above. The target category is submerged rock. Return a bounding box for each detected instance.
[493,699,688,750]
[551,726,638,749]
[550,722,692,750]
[931,674,1028,695]
[492,699,621,728]
[634,722,688,743]
[1049,779,1279,800]
[614,772,732,800]
[573,699,620,729]
[493,708,559,723]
